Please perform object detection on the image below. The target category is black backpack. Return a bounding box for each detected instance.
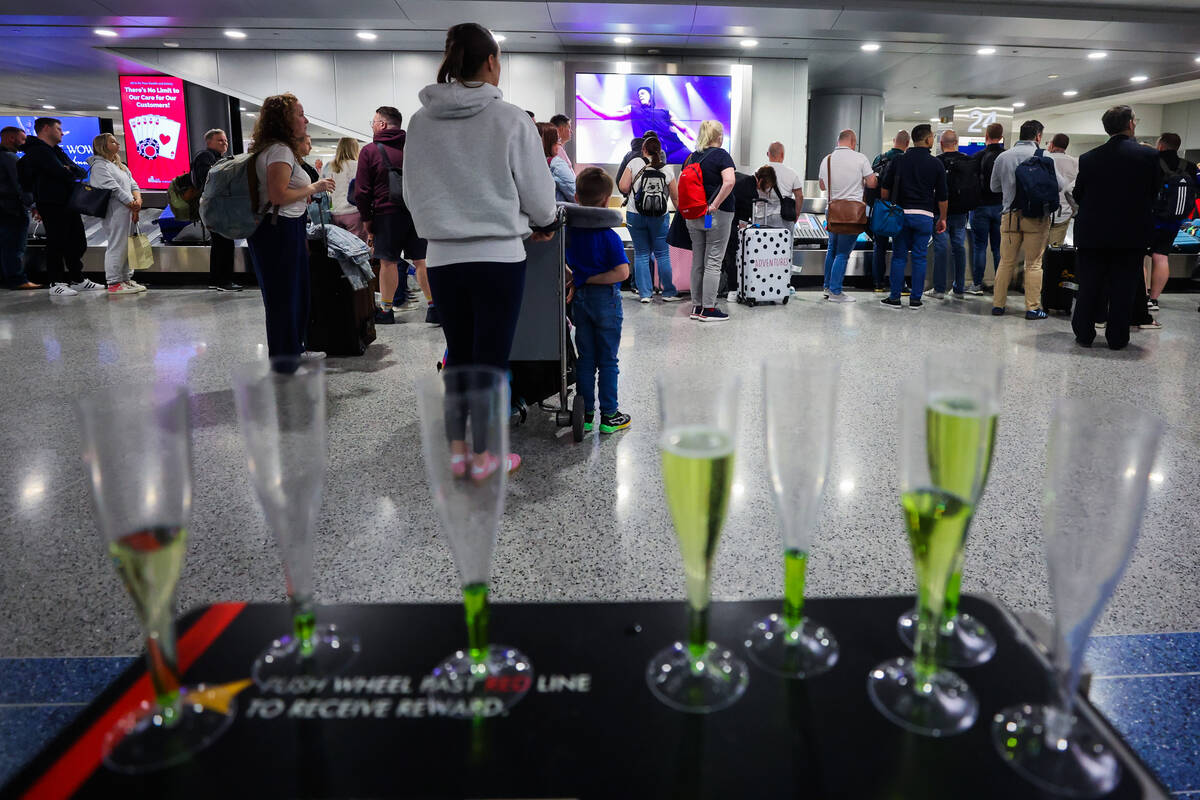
[632,165,670,217]
[1153,158,1198,221]
[374,142,403,203]
[944,153,982,214]
[977,147,1001,198]
[864,152,898,208]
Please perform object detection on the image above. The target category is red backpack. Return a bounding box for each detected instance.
[677,151,714,219]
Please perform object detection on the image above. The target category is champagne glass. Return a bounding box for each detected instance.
[743,361,840,678]
[231,358,359,685]
[415,367,532,718]
[78,383,234,772]
[867,362,1000,736]
[993,400,1162,797]
[897,355,1003,667]
[646,370,748,713]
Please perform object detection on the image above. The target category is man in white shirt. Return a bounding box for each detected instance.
[817,129,876,302]
[1046,133,1078,247]
[762,141,803,224]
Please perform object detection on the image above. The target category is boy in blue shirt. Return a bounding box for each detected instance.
[566,167,632,433]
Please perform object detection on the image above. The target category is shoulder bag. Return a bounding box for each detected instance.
[870,156,905,238]
[67,182,112,218]
[825,152,868,234]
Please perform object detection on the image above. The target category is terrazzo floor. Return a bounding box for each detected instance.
[0,284,1198,790]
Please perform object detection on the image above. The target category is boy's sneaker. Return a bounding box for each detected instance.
[827,292,855,303]
[699,307,729,322]
[661,294,682,302]
[966,284,985,296]
[374,307,395,325]
[689,306,703,320]
[952,290,965,300]
[880,297,903,310]
[900,284,911,296]
[599,412,632,434]
[583,412,594,433]
[908,299,924,310]
[991,306,1005,316]
[1025,309,1047,320]
[926,290,945,300]
[107,282,140,295]
[69,278,104,292]
[48,283,78,297]
[640,297,651,304]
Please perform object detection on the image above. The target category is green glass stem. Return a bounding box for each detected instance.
[782,548,808,630]
[143,607,182,726]
[687,604,710,666]
[292,595,316,658]
[463,582,490,664]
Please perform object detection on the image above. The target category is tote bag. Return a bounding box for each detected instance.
[128,221,153,271]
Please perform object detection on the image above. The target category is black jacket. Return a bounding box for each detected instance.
[17,136,86,207]
[0,148,31,220]
[881,146,947,215]
[190,147,226,190]
[973,143,1005,206]
[1074,134,1159,251]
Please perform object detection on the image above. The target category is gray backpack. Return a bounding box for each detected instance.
[199,152,273,239]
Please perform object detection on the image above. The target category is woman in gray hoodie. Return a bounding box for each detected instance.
[87,133,144,295]
[404,23,557,475]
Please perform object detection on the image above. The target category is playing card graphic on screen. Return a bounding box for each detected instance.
[120,76,190,189]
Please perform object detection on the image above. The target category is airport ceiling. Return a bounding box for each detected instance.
[3,1,1200,119]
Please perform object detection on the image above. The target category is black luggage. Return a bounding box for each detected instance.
[1041,245,1077,315]
[306,238,376,356]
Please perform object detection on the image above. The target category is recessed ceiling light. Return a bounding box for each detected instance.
[1047,74,1060,79]
[42,105,55,110]
[355,31,377,41]
[1063,90,1078,97]
[1012,101,1026,108]
[163,41,180,47]
[613,36,632,44]
[224,30,246,39]
[861,42,880,52]
[106,105,118,110]
[976,47,996,56]
[492,33,506,43]
[94,28,117,38]
[1087,51,1107,60]
[913,110,921,114]
[1130,75,1149,83]
[740,39,758,48]
[929,117,940,122]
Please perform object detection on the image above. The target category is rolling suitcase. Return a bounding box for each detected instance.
[1041,245,1077,315]
[736,226,792,306]
[306,238,376,356]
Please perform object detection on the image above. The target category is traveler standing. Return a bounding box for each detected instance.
[549,114,574,169]
[931,130,976,298]
[762,141,804,227]
[818,129,875,303]
[0,126,40,290]
[86,133,145,295]
[246,93,334,360]
[616,136,645,198]
[190,128,242,292]
[322,137,365,240]
[356,105,429,324]
[1071,106,1158,350]
[988,119,1063,319]
[682,120,736,322]
[1146,132,1199,311]
[870,130,909,293]
[878,124,947,310]
[539,123,576,203]
[618,134,680,302]
[17,118,102,297]
[968,123,1005,295]
[1045,133,1078,247]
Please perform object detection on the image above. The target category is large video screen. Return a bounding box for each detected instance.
[574,73,733,165]
[0,115,102,175]
[119,75,190,190]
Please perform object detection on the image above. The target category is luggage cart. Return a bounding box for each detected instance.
[509,204,625,443]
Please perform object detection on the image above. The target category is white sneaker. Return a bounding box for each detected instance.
[660,295,682,303]
[127,279,148,293]
[828,292,856,303]
[639,297,651,304]
[926,290,945,300]
[300,350,327,361]
[106,282,140,296]
[48,283,78,297]
[69,278,104,292]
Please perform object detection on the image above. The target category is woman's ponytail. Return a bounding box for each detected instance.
[642,136,665,169]
[437,23,500,84]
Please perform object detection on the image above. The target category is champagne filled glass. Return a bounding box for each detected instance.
[415,367,532,718]
[743,361,840,678]
[993,400,1162,797]
[647,370,748,713]
[232,359,359,685]
[78,383,234,772]
[897,355,1003,667]
[867,363,1000,736]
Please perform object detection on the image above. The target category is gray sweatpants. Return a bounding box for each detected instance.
[685,209,734,307]
[100,204,133,285]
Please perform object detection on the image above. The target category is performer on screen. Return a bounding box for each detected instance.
[576,85,696,164]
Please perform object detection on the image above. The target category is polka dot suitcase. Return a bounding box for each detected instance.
[736,226,793,307]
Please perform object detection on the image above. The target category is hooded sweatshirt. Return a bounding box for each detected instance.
[86,155,139,208]
[355,126,408,222]
[402,81,557,268]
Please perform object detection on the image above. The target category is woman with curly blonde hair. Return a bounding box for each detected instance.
[245,93,334,360]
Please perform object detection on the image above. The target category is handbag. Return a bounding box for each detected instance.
[772,184,798,222]
[67,182,112,218]
[869,158,905,238]
[128,220,153,271]
[666,209,692,250]
[825,151,868,235]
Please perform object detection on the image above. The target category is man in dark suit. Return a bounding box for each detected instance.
[1071,106,1159,350]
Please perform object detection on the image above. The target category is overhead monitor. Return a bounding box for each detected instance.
[119,75,190,190]
[0,115,102,174]
[574,73,734,165]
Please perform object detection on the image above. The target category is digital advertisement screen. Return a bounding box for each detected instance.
[0,115,101,174]
[574,73,733,165]
[119,75,190,190]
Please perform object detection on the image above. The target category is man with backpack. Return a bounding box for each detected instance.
[930,129,978,299]
[190,128,242,293]
[868,130,909,292]
[1146,132,1199,311]
[968,123,1005,295]
[988,119,1066,319]
[356,105,429,324]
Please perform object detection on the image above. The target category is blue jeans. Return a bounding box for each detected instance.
[247,215,310,358]
[573,284,623,415]
[823,232,858,295]
[890,214,934,302]
[626,211,676,299]
[871,235,890,288]
[932,213,969,293]
[970,204,1002,287]
[0,212,30,288]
